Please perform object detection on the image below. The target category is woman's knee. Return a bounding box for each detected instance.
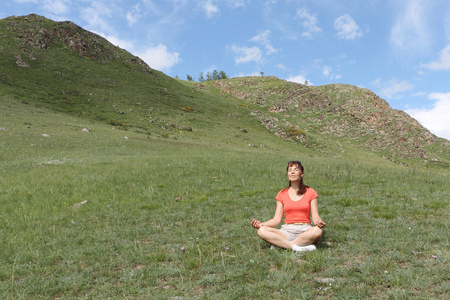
[309,226,323,239]
[257,226,277,239]
[257,226,268,238]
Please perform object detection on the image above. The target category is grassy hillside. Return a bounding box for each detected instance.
[1,14,449,299]
[1,94,449,299]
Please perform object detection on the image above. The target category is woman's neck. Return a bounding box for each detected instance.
[290,181,300,190]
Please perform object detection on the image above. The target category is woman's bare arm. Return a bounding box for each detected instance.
[251,201,284,228]
[310,198,326,228]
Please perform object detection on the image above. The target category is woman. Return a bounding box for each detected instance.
[251,161,326,252]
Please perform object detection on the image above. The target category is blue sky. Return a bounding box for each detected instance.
[2,0,450,139]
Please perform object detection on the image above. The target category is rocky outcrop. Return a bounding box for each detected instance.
[212,77,444,159]
[5,14,152,72]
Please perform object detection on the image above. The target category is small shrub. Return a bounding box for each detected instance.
[109,119,126,126]
[284,125,306,138]
[180,106,197,112]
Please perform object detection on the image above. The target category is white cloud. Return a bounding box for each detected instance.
[79,2,113,34]
[126,4,141,27]
[13,0,38,3]
[390,0,429,56]
[43,0,70,15]
[250,30,278,55]
[227,0,247,8]
[101,33,134,51]
[406,92,450,140]
[200,0,220,19]
[250,30,270,44]
[421,44,450,70]
[412,91,426,98]
[286,75,311,85]
[275,63,288,71]
[296,7,321,39]
[371,78,414,99]
[334,14,363,40]
[137,44,181,71]
[228,44,262,64]
[321,65,341,80]
[322,65,332,77]
[126,12,138,27]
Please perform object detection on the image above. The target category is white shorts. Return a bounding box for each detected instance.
[280,223,312,241]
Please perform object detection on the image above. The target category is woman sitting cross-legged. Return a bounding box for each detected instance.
[251,160,326,252]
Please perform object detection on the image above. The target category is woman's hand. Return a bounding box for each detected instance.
[251,220,262,229]
[316,220,326,228]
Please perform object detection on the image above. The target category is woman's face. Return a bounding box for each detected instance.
[287,164,303,182]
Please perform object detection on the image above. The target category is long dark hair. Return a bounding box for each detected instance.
[287,161,309,195]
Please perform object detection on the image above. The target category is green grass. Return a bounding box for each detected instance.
[1,95,449,299]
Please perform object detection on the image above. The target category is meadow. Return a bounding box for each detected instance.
[1,93,448,299]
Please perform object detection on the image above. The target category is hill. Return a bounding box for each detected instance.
[211,77,448,163]
[0,13,449,168]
